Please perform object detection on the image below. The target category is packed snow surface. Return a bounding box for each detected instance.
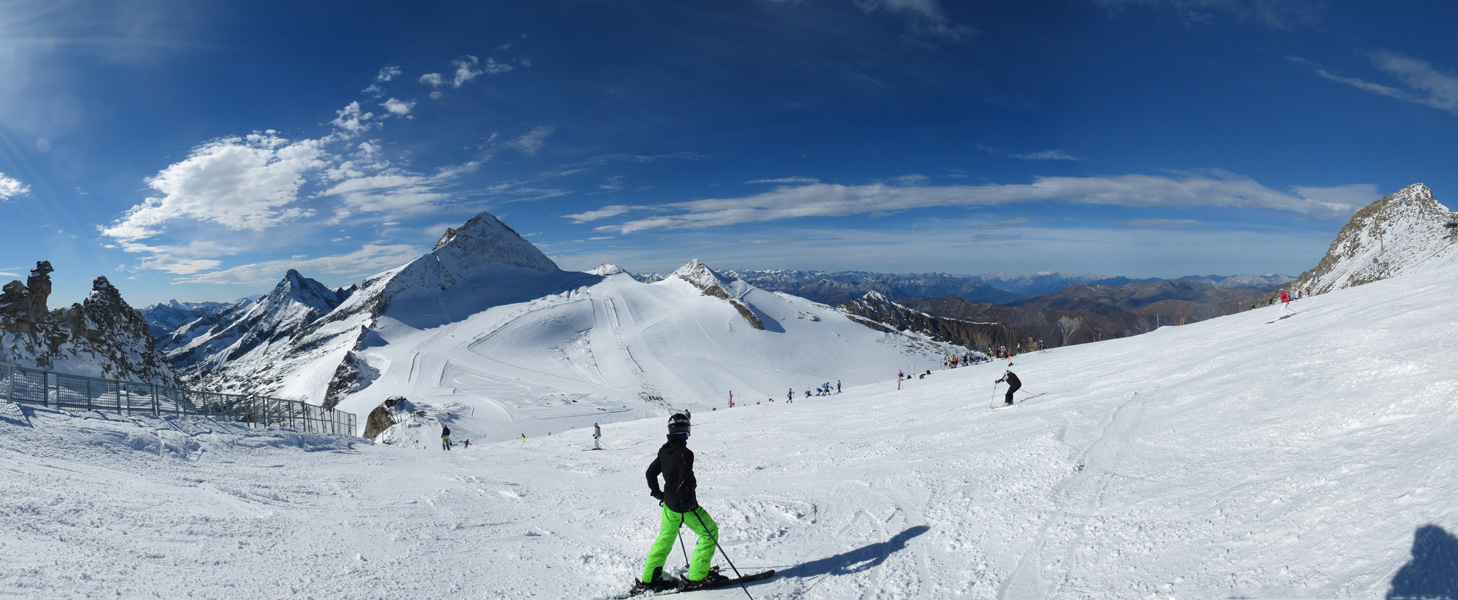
[4,248,1458,599]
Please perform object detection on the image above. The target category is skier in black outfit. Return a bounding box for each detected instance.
[630,413,730,594]
[995,370,1021,406]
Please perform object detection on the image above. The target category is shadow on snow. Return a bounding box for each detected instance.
[776,525,930,583]
[1388,524,1458,600]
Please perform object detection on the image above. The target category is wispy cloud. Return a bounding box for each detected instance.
[575,172,1374,234]
[1124,218,1206,228]
[1292,51,1458,114]
[375,65,402,82]
[853,0,972,43]
[565,204,635,224]
[747,177,819,185]
[980,144,1085,161]
[0,173,31,200]
[1011,149,1084,161]
[173,244,422,285]
[419,72,444,87]
[1094,0,1321,29]
[510,126,554,156]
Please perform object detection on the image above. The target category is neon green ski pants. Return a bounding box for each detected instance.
[641,504,718,582]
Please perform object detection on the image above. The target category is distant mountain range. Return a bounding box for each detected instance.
[634,269,1292,306]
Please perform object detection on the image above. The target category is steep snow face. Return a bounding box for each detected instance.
[1288,183,1454,295]
[7,246,1458,599]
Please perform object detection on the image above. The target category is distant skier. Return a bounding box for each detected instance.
[787,388,793,402]
[1279,289,1291,317]
[593,423,602,450]
[836,380,841,394]
[441,425,452,450]
[995,370,1022,407]
[631,414,731,594]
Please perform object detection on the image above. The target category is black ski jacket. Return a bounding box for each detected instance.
[1000,372,1021,388]
[646,435,698,513]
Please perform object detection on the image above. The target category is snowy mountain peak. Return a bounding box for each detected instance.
[588,263,628,276]
[431,212,557,273]
[266,269,350,314]
[1284,182,1454,296]
[669,259,731,292]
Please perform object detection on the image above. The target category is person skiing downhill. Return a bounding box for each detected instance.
[994,369,1021,407]
[593,423,602,450]
[631,414,731,594]
[441,425,452,450]
[1279,289,1291,317]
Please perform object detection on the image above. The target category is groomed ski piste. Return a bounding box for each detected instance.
[4,249,1458,599]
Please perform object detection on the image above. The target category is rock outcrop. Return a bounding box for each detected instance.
[1280,183,1455,298]
[841,292,1034,353]
[0,262,177,385]
[669,260,765,330]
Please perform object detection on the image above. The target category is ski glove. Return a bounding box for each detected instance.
[651,490,664,502]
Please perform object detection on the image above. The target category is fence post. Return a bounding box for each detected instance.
[86,379,92,411]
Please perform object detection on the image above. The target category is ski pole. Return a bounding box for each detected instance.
[677,530,691,570]
[690,510,753,600]
[990,383,999,409]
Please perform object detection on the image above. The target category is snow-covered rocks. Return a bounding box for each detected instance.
[1286,182,1455,295]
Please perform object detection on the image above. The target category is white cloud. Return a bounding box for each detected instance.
[1011,149,1084,161]
[382,97,416,116]
[509,126,554,156]
[452,55,482,88]
[0,172,31,200]
[376,65,402,82]
[429,90,444,100]
[600,175,625,191]
[420,73,444,87]
[323,162,482,220]
[579,171,1374,234]
[1124,218,1207,228]
[330,101,376,136]
[173,244,422,285]
[747,177,820,185]
[890,174,929,186]
[100,133,326,242]
[1294,51,1458,115]
[565,204,635,223]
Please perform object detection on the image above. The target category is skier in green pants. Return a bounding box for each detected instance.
[631,413,731,594]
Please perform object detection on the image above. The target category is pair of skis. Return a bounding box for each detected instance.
[608,570,775,598]
[989,385,1045,409]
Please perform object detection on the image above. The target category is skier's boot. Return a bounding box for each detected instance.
[630,568,677,595]
[681,570,732,591]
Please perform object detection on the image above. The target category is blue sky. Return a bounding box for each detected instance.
[4,0,1458,306]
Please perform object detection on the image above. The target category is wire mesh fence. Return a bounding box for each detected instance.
[0,361,357,436]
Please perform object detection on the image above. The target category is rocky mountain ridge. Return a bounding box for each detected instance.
[1278,182,1455,299]
[0,261,177,385]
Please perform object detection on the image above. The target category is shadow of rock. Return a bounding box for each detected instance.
[1388,524,1458,599]
[780,525,930,579]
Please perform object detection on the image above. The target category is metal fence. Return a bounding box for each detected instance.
[0,361,357,436]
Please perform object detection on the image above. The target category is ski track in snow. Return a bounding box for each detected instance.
[7,253,1458,598]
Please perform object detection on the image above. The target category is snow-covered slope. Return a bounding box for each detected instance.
[1286,182,1454,296]
[334,257,956,440]
[6,240,1458,599]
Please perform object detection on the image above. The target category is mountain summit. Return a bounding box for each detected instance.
[1285,183,1454,296]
